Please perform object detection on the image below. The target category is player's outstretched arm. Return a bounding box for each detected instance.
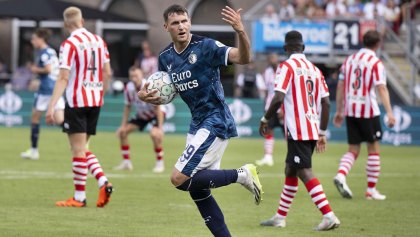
[138,81,162,105]
[46,69,69,125]
[221,6,251,65]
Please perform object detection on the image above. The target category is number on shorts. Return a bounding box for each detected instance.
[182,144,196,161]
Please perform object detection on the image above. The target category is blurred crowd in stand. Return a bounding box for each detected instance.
[260,0,418,35]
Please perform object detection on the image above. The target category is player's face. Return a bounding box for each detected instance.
[30,34,42,49]
[164,12,191,44]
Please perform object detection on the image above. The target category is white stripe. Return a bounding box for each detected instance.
[73,167,88,174]
[73,180,86,185]
[367,161,380,165]
[280,193,293,202]
[309,185,323,195]
[368,177,378,182]
[89,163,100,170]
[72,161,86,166]
[73,174,87,180]
[317,199,329,209]
[283,189,297,196]
[278,206,289,212]
[312,193,326,203]
[284,185,298,191]
[121,150,130,155]
[279,201,292,208]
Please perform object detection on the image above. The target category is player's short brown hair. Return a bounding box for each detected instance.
[363,30,381,48]
[63,6,83,28]
[34,28,52,42]
[163,4,189,22]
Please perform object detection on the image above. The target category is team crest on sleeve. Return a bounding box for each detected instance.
[215,41,225,47]
[188,52,197,64]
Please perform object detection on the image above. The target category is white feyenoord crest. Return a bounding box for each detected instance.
[188,52,197,64]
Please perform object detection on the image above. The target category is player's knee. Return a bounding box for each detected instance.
[171,170,190,189]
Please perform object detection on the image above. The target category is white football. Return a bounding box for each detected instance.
[146,71,177,104]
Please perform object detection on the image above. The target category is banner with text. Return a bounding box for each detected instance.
[252,21,331,53]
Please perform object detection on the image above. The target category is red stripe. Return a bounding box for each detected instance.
[346,62,353,116]
[281,62,293,91]
[360,66,368,116]
[72,157,86,162]
[98,47,104,106]
[65,41,75,67]
[95,172,104,180]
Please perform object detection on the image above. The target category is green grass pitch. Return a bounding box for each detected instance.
[1,127,419,237]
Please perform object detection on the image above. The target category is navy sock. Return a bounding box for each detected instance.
[31,123,40,149]
[177,169,238,191]
[190,190,231,237]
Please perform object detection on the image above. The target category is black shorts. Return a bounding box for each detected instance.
[63,104,101,135]
[346,116,382,144]
[267,116,285,134]
[128,116,159,131]
[286,140,316,169]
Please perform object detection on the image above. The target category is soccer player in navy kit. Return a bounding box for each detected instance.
[21,28,65,160]
[139,4,263,237]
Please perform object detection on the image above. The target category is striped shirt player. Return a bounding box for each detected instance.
[114,68,166,173]
[260,30,339,231]
[333,30,395,202]
[124,80,160,121]
[47,6,113,208]
[274,54,329,141]
[340,48,386,118]
[59,28,110,108]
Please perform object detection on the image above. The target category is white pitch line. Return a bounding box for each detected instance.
[0,170,419,179]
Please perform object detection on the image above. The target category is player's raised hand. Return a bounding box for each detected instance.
[45,107,55,125]
[221,6,244,33]
[333,112,343,128]
[316,135,327,153]
[138,81,162,105]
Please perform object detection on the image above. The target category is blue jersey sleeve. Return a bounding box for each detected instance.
[158,56,165,72]
[39,51,53,67]
[204,39,230,68]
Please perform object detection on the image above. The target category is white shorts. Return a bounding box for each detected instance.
[175,128,229,177]
[33,94,65,111]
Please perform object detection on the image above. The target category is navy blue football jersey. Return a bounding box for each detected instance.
[158,34,237,139]
[34,46,59,95]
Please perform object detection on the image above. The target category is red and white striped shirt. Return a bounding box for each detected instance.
[340,48,386,118]
[59,28,110,108]
[274,54,329,141]
[124,81,161,120]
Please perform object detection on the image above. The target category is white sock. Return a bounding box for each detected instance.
[74,191,86,201]
[236,168,247,184]
[98,176,108,188]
